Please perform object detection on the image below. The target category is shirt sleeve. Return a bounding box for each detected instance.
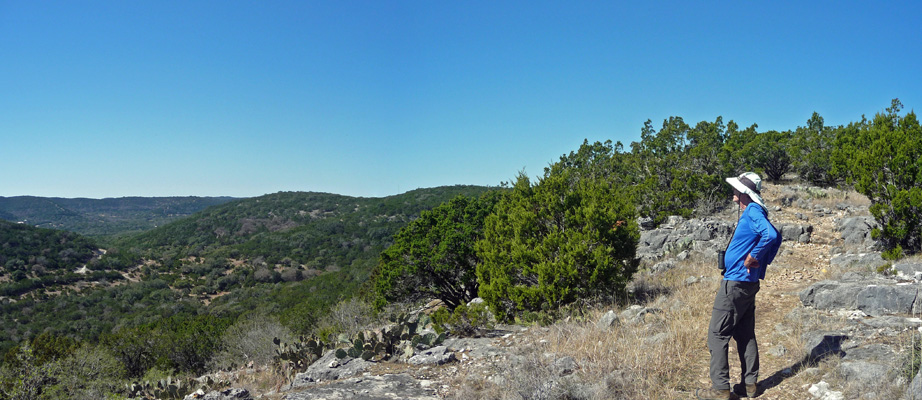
[747,208,780,266]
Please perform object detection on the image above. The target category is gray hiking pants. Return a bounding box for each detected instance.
[707,279,760,390]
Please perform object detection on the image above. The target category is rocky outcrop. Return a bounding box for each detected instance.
[637,215,820,265]
[800,277,920,316]
[408,346,456,365]
[836,216,878,249]
[283,374,439,400]
[288,351,374,389]
[185,388,252,400]
[794,314,918,398]
[797,240,921,398]
[828,252,887,270]
[637,216,734,263]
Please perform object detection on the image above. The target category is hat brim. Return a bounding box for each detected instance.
[726,177,765,208]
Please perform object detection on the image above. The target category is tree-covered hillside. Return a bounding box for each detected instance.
[0,196,236,237]
[0,220,117,298]
[0,185,495,360]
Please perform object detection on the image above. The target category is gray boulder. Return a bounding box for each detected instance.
[842,343,896,363]
[636,217,733,260]
[800,281,862,310]
[801,280,918,316]
[619,305,660,324]
[829,252,886,270]
[289,351,374,388]
[597,310,619,330]
[839,361,891,387]
[408,346,456,365]
[780,224,813,243]
[650,260,676,274]
[894,261,922,281]
[856,284,919,316]
[837,216,878,247]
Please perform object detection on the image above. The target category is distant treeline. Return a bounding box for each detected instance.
[0,196,236,237]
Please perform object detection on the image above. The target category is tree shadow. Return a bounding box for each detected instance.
[756,333,847,393]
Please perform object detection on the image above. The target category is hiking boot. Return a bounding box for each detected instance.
[695,387,740,400]
[733,382,758,398]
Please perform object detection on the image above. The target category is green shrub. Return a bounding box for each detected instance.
[372,192,501,310]
[476,170,638,322]
[791,112,840,186]
[875,263,895,276]
[836,99,922,255]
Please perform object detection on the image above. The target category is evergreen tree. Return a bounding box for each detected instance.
[476,169,638,322]
[372,192,502,310]
[835,99,922,258]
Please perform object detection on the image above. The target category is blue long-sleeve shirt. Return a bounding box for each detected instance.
[724,203,781,282]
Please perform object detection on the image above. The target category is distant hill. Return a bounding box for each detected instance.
[0,185,497,356]
[0,196,237,237]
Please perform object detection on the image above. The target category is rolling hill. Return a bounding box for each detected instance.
[0,196,236,237]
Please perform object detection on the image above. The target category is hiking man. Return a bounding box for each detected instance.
[697,172,781,400]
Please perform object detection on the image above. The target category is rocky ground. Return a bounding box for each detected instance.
[188,183,922,400]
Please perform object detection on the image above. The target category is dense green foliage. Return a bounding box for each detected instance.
[630,117,752,222]
[373,192,502,310]
[791,112,840,186]
[833,100,922,258]
[102,314,232,377]
[477,169,639,322]
[0,220,111,297]
[0,279,201,360]
[1,339,126,399]
[0,196,235,237]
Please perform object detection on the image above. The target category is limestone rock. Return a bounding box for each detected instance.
[282,373,438,400]
[289,351,373,388]
[185,388,252,400]
[408,346,456,366]
[596,310,619,330]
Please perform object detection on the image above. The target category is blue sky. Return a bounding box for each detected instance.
[1,1,920,199]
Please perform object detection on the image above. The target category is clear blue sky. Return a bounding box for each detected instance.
[2,1,920,199]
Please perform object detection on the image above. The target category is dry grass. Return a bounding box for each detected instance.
[460,245,896,400]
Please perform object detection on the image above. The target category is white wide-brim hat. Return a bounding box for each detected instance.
[726,172,765,208]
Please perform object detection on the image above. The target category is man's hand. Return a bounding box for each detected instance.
[744,254,760,271]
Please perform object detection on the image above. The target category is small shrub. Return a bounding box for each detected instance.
[876,263,895,276]
[210,314,294,370]
[882,245,904,261]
